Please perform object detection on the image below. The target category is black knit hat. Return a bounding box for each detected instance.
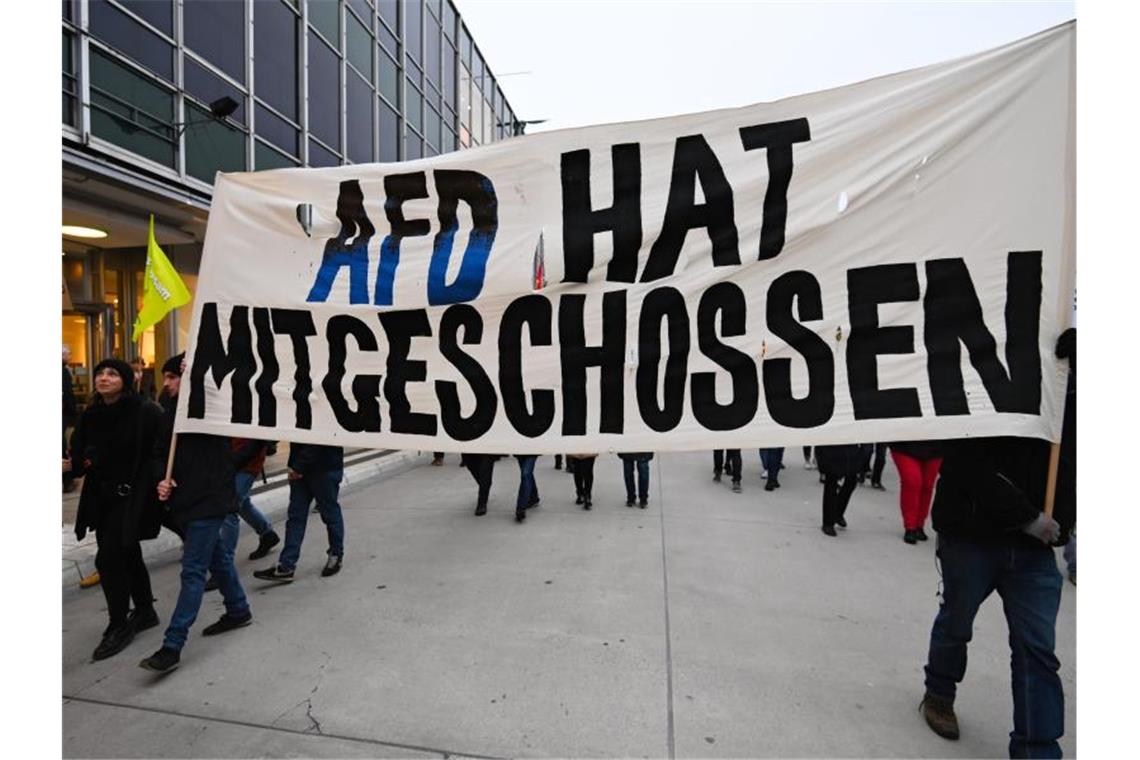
[92,359,136,394]
[162,352,185,377]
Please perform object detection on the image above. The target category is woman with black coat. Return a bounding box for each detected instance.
[68,359,165,660]
[814,443,870,536]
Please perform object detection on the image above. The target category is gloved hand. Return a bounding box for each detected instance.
[1055,327,1075,365]
[1022,513,1061,545]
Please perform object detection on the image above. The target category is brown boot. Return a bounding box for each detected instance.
[920,693,960,740]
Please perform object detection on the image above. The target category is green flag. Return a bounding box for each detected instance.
[132,215,192,341]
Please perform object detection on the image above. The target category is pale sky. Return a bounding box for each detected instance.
[454,1,1075,133]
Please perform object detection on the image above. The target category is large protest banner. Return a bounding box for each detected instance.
[175,22,1074,454]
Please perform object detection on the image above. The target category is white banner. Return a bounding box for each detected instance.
[176,22,1075,454]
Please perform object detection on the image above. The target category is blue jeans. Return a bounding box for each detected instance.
[164,516,250,651]
[515,455,539,508]
[278,469,345,571]
[235,471,273,536]
[759,447,784,479]
[924,534,1064,759]
[623,458,650,501]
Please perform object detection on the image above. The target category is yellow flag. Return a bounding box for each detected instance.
[132,215,192,341]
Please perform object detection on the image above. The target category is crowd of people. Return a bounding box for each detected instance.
[61,329,1077,758]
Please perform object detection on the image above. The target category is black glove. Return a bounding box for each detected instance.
[1055,327,1075,364]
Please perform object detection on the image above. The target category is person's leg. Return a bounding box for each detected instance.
[277,478,314,571]
[125,542,155,615]
[871,443,888,485]
[311,469,345,559]
[713,450,724,479]
[1062,532,1076,584]
[235,471,273,536]
[917,457,943,528]
[892,450,923,530]
[623,459,636,503]
[998,544,1065,759]
[478,456,495,508]
[209,517,252,620]
[554,454,563,470]
[759,449,771,476]
[94,529,131,627]
[219,511,240,558]
[637,458,650,504]
[162,517,224,652]
[821,475,837,529]
[923,535,1000,701]
[516,456,537,508]
[581,458,595,502]
[573,465,586,502]
[727,450,742,486]
[803,446,812,464]
[771,448,784,479]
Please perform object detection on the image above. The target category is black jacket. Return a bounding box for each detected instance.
[287,443,344,475]
[889,440,944,460]
[71,394,165,544]
[814,444,869,477]
[157,396,237,530]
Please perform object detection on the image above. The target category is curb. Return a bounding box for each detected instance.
[61,449,429,590]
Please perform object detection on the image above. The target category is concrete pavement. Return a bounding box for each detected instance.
[62,451,1076,758]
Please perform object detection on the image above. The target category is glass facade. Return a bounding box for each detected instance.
[63,0,520,185]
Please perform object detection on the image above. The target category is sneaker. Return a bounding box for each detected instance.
[474,503,487,516]
[248,530,280,560]
[584,497,592,510]
[204,575,220,592]
[515,507,526,522]
[764,480,776,492]
[804,460,816,470]
[836,516,847,529]
[253,565,295,583]
[920,693,960,740]
[321,555,343,577]
[713,470,722,482]
[128,607,160,633]
[904,530,918,545]
[639,498,648,509]
[625,498,635,507]
[821,525,837,537]
[916,528,929,542]
[139,646,181,674]
[202,611,252,636]
[575,494,584,505]
[79,570,101,589]
[92,622,135,661]
[731,481,742,493]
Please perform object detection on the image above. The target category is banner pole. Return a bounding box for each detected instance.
[164,433,178,482]
[1043,441,1061,519]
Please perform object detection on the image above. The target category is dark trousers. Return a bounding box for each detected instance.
[94,504,154,626]
[461,454,496,508]
[924,534,1064,759]
[803,446,812,461]
[868,443,887,483]
[713,450,741,482]
[821,474,857,527]
[515,455,540,508]
[759,447,784,480]
[623,458,650,502]
[572,458,595,498]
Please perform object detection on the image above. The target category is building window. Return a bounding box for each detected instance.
[425,103,440,152]
[256,139,299,170]
[62,30,77,126]
[346,71,374,163]
[443,2,456,41]
[378,0,398,34]
[185,102,246,183]
[379,51,400,106]
[347,11,373,83]
[307,31,341,151]
[406,83,422,133]
[379,101,399,162]
[89,49,176,167]
[255,102,299,156]
[406,0,422,63]
[119,0,173,35]
[405,132,422,160]
[443,44,455,111]
[348,0,372,24]
[459,24,470,67]
[425,14,440,87]
[309,138,340,167]
[88,1,174,82]
[254,0,299,121]
[185,57,247,125]
[184,0,246,84]
[309,0,340,48]
[377,22,398,58]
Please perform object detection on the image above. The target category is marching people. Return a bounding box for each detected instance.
[712,449,742,492]
[139,354,252,674]
[619,452,653,508]
[68,358,165,661]
[129,356,156,400]
[861,443,888,490]
[567,453,598,509]
[253,442,346,581]
[230,438,281,560]
[62,346,78,494]
[888,441,943,544]
[814,443,867,536]
[513,454,541,522]
[461,452,500,516]
[918,329,1076,757]
[759,447,785,491]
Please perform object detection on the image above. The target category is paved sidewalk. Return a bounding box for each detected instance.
[62,451,1076,758]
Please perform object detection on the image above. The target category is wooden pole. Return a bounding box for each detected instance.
[1043,441,1061,519]
[164,433,178,482]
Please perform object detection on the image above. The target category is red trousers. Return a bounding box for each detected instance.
[890,451,942,530]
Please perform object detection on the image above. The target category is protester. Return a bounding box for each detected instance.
[918,329,1075,757]
[513,455,541,522]
[230,438,281,560]
[759,447,785,491]
[802,446,816,470]
[568,453,598,509]
[253,442,346,581]
[888,441,943,544]
[814,443,867,536]
[68,358,165,661]
[139,354,252,674]
[712,449,742,491]
[619,452,653,508]
[63,346,78,494]
[129,356,156,400]
[461,453,500,516]
[431,451,445,466]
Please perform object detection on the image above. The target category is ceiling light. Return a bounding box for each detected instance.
[62,224,108,239]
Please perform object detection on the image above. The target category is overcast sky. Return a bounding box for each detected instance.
[454,1,1075,134]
